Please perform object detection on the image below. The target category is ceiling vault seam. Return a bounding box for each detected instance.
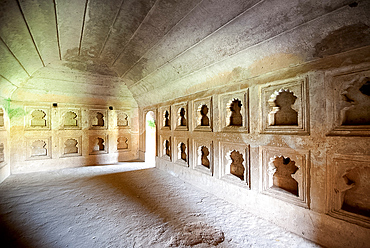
[111,0,161,66]
[53,0,62,60]
[98,0,126,58]
[15,0,45,67]
[126,0,266,86]
[0,36,30,77]
[129,3,349,94]
[78,0,89,56]
[120,0,205,78]
[0,74,19,88]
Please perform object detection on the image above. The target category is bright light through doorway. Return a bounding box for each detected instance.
[145,111,156,165]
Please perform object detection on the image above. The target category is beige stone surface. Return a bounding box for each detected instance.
[0,163,320,248]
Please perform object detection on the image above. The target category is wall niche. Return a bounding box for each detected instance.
[260,76,308,135]
[219,90,249,132]
[25,106,50,130]
[328,154,370,227]
[117,136,129,150]
[59,108,81,130]
[193,97,212,132]
[160,135,171,161]
[116,111,130,128]
[60,137,82,157]
[220,142,250,187]
[26,137,52,160]
[159,106,171,130]
[173,102,188,131]
[0,143,4,165]
[174,137,189,167]
[89,135,108,154]
[0,108,4,128]
[89,109,108,130]
[326,65,370,136]
[260,146,309,208]
[193,139,213,175]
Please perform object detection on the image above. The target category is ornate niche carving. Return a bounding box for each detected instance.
[328,154,370,227]
[0,108,4,128]
[60,136,82,157]
[159,135,171,161]
[117,136,129,150]
[220,90,249,132]
[89,135,108,154]
[173,102,188,131]
[26,137,52,160]
[0,143,5,166]
[159,106,171,130]
[193,139,213,176]
[116,111,130,128]
[260,146,309,208]
[89,109,108,130]
[193,97,212,132]
[58,108,81,130]
[25,106,51,130]
[220,142,250,188]
[174,137,189,167]
[59,108,81,130]
[326,65,370,136]
[260,76,308,135]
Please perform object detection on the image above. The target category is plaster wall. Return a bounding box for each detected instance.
[146,61,370,247]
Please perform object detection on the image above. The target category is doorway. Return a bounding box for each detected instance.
[145,111,156,165]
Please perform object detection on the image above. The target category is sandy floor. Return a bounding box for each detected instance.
[0,162,321,248]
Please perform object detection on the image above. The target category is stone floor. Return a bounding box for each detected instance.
[0,162,321,248]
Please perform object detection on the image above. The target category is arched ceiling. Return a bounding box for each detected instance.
[1,0,370,107]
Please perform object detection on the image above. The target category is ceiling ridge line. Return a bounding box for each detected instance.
[0,36,30,77]
[53,0,62,60]
[78,0,89,56]
[125,0,266,87]
[130,3,349,93]
[119,0,206,78]
[111,0,161,67]
[0,74,20,88]
[98,0,126,58]
[15,0,45,67]
[30,77,125,87]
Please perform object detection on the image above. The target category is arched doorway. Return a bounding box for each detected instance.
[145,111,156,165]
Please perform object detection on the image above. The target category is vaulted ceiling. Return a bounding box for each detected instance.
[0,0,369,107]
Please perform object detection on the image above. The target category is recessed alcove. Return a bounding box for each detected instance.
[269,156,299,196]
[219,90,249,132]
[64,139,78,154]
[193,139,212,175]
[0,143,4,163]
[117,137,129,150]
[117,111,129,127]
[64,111,78,127]
[173,102,188,131]
[268,90,298,126]
[193,97,212,132]
[0,109,4,127]
[159,106,171,130]
[90,135,108,154]
[89,109,108,130]
[26,137,52,160]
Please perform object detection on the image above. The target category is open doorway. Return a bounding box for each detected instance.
[145,111,156,165]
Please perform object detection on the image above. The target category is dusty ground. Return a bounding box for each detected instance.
[0,162,321,248]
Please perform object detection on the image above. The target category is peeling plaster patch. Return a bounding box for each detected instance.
[314,23,370,58]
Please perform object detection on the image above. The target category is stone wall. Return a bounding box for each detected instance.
[8,101,139,174]
[144,62,370,247]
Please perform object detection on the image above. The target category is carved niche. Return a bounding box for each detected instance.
[26,137,52,160]
[59,108,81,130]
[220,142,250,188]
[260,146,309,208]
[328,154,370,227]
[0,108,4,128]
[193,139,213,176]
[160,135,171,161]
[25,106,51,130]
[0,143,4,165]
[60,137,82,157]
[159,106,171,130]
[193,97,212,132]
[219,90,249,132]
[326,65,370,136]
[174,137,189,167]
[89,135,108,154]
[116,111,130,128]
[173,102,188,131]
[260,76,309,135]
[89,109,108,130]
[117,136,129,150]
